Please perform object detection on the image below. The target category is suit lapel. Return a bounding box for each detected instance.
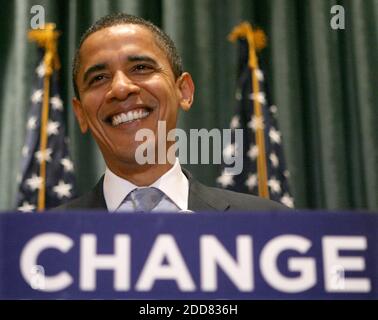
[183,169,230,212]
[88,176,107,209]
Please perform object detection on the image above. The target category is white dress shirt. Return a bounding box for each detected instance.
[103,158,189,212]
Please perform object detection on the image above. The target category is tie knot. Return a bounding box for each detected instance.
[130,187,164,212]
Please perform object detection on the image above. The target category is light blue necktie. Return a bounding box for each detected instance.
[129,187,164,212]
[117,187,181,213]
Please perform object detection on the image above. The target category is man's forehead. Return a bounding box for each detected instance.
[81,24,156,52]
[78,24,165,67]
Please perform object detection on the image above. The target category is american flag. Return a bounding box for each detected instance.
[16,47,76,212]
[217,23,294,208]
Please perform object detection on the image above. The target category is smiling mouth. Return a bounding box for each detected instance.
[108,107,152,127]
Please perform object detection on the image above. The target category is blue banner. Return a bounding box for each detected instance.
[0,211,377,299]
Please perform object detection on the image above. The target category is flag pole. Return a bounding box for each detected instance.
[228,22,270,198]
[28,24,61,211]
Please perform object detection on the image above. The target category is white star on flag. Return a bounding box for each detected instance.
[36,63,45,78]
[281,193,294,208]
[35,148,53,163]
[268,178,282,194]
[60,158,74,172]
[18,201,36,213]
[27,116,37,130]
[247,145,259,161]
[230,115,240,129]
[223,143,236,160]
[47,121,60,136]
[249,92,266,105]
[26,174,43,191]
[53,180,72,199]
[216,169,235,188]
[270,152,279,168]
[269,128,281,144]
[50,96,63,111]
[31,89,43,104]
[248,115,265,131]
[235,89,242,101]
[245,173,258,190]
[255,69,264,81]
[22,146,29,157]
[270,105,278,114]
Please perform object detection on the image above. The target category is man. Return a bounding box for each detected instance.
[57,13,287,212]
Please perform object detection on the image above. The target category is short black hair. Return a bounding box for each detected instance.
[72,13,183,99]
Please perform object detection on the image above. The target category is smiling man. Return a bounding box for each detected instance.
[58,13,287,212]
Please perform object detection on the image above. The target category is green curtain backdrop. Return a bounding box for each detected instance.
[0,0,376,211]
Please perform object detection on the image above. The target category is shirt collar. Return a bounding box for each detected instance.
[103,159,189,212]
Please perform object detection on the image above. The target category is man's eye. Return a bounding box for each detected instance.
[133,64,153,72]
[89,75,105,85]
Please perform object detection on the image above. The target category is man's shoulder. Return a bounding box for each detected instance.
[192,180,289,211]
[51,193,97,211]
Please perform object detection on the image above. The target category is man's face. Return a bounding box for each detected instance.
[73,24,194,172]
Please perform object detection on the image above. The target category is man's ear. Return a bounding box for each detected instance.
[72,97,89,133]
[176,72,195,111]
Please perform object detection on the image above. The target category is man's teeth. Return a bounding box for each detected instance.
[111,109,150,126]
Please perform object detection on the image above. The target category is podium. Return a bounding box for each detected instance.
[0,210,377,299]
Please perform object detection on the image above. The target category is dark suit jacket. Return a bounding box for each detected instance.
[55,170,287,211]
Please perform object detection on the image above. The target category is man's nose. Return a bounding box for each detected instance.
[106,71,140,101]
